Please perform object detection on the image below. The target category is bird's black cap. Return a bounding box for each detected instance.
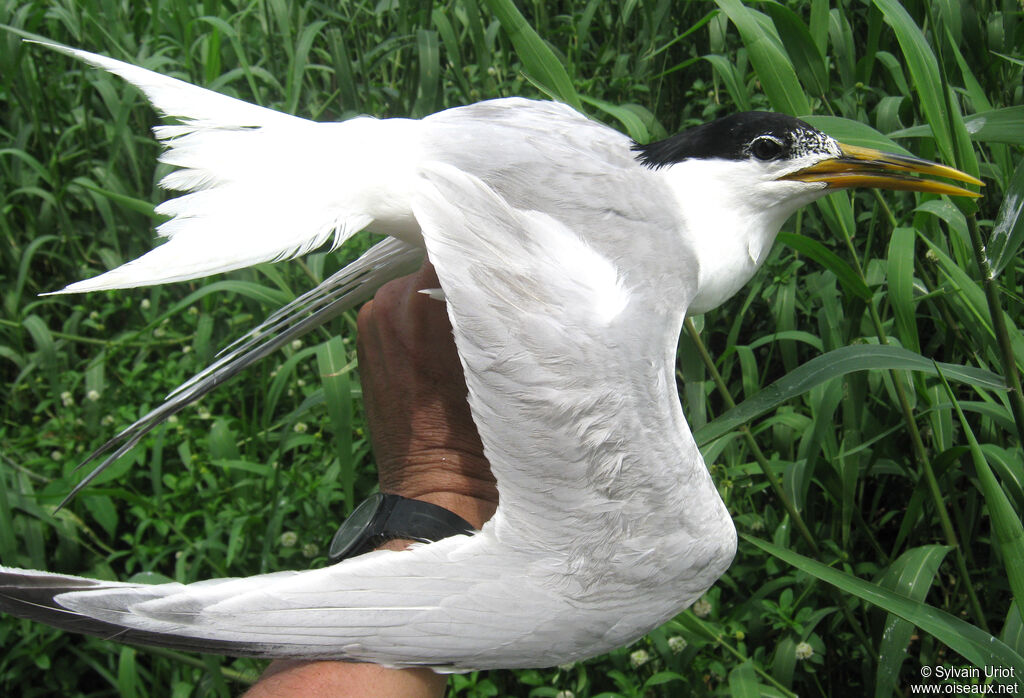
[632,112,832,169]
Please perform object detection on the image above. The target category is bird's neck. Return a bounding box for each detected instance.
[658,160,819,315]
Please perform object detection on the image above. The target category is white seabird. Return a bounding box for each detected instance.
[0,42,981,670]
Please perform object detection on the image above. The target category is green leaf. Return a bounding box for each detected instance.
[727,660,760,698]
[481,0,581,110]
[743,533,1024,684]
[936,367,1024,627]
[578,95,649,142]
[919,234,1024,364]
[695,345,1005,446]
[886,227,920,353]
[412,28,441,117]
[713,0,810,115]
[317,337,355,514]
[642,671,686,689]
[83,494,118,538]
[875,545,951,698]
[778,232,872,300]
[207,419,240,461]
[21,315,56,376]
[989,157,1024,278]
[889,107,1024,146]
[1004,602,1024,657]
[873,0,954,165]
[703,53,752,112]
[762,1,828,98]
[73,178,160,218]
[117,646,138,698]
[915,200,968,248]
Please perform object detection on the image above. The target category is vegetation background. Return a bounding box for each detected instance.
[1,0,1022,695]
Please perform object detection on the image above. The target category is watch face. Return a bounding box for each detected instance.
[328,493,385,561]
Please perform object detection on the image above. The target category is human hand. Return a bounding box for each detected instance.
[247,261,497,697]
[355,261,497,529]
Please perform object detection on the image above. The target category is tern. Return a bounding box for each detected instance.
[0,42,982,670]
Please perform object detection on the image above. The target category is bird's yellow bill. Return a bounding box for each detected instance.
[781,143,983,198]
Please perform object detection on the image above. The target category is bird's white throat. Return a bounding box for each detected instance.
[660,158,828,315]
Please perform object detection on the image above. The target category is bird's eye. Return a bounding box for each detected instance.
[750,136,784,161]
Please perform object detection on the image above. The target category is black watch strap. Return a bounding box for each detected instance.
[328,493,476,562]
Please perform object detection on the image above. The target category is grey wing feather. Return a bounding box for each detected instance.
[62,238,423,506]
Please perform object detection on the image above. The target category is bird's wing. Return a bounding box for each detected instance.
[34,41,406,292]
[0,165,724,669]
[60,236,424,505]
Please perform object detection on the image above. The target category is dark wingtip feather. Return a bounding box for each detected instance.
[57,238,423,505]
[0,569,277,656]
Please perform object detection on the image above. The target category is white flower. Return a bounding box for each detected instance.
[280,532,298,548]
[168,415,179,424]
[795,641,814,660]
[293,422,308,433]
[296,378,306,387]
[668,635,687,654]
[89,311,100,321]
[302,543,319,558]
[60,391,74,407]
[555,691,575,698]
[101,415,115,426]
[86,389,100,402]
[140,298,151,310]
[197,406,211,420]
[290,339,303,351]
[188,306,199,316]
[153,328,165,338]
[50,450,63,461]
[629,649,650,668]
[183,345,192,354]
[692,597,712,618]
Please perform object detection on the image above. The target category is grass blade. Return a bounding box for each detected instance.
[936,366,1024,627]
[873,0,955,165]
[481,0,581,110]
[695,345,1005,446]
[886,227,920,353]
[316,337,355,515]
[727,660,760,697]
[874,545,951,698]
[989,157,1024,278]
[889,106,1024,145]
[761,1,828,99]
[578,94,650,142]
[713,0,810,115]
[743,533,1024,684]
[702,54,752,112]
[777,232,871,300]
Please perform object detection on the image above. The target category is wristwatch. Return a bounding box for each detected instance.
[328,493,476,562]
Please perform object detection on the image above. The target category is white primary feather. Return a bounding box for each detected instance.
[0,166,735,669]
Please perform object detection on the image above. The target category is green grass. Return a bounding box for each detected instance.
[1,0,1022,695]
